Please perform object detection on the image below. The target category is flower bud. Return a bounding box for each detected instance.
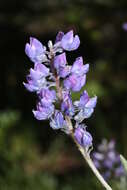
[50,111,66,130]
[74,125,93,148]
[61,30,80,51]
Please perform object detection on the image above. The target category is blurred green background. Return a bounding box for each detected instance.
[0,0,127,189]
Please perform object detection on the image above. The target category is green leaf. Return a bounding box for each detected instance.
[120,155,127,173]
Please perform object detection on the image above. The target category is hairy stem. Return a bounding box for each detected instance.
[50,56,62,100]
[71,132,112,190]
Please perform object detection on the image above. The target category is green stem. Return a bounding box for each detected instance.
[71,133,112,190]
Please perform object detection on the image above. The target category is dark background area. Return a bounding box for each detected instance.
[0,0,127,189]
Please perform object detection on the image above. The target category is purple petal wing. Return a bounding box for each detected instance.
[85,96,97,108]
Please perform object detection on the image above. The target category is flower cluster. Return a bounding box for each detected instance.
[24,30,97,150]
[92,139,125,180]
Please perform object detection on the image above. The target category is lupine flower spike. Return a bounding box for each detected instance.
[24,30,112,190]
[92,139,125,180]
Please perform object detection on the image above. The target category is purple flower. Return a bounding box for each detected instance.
[61,30,80,51]
[23,75,46,92]
[92,139,125,180]
[74,125,93,148]
[74,109,94,123]
[64,74,86,92]
[23,63,49,92]
[107,151,117,162]
[94,160,101,169]
[54,53,66,70]
[55,31,64,43]
[93,152,104,161]
[59,66,71,78]
[63,57,89,91]
[83,130,93,147]
[24,30,98,137]
[39,89,56,106]
[122,22,127,31]
[71,57,89,76]
[34,62,49,77]
[103,160,114,169]
[33,102,54,120]
[50,111,66,129]
[103,171,111,180]
[115,165,125,178]
[61,91,74,116]
[54,53,71,78]
[63,57,89,89]
[25,37,46,63]
[79,91,97,108]
[74,91,97,122]
[107,140,115,150]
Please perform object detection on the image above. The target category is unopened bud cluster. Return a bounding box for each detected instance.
[92,139,125,179]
